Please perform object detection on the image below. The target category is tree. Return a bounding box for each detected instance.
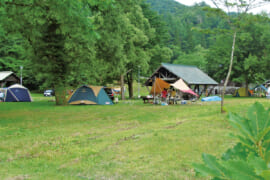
[94,0,156,99]
[206,14,270,88]
[2,0,112,105]
[0,35,27,73]
[141,1,172,75]
[206,34,233,83]
[209,0,270,113]
[233,14,270,87]
[0,2,27,83]
[174,45,208,71]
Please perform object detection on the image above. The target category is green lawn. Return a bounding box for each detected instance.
[1,94,270,179]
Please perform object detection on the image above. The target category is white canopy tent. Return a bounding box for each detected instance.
[171,79,199,97]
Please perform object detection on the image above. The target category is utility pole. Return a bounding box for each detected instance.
[20,66,23,85]
[138,66,140,98]
[120,75,125,100]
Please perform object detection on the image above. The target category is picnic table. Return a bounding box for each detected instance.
[141,96,154,103]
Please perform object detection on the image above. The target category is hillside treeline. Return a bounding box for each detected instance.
[1,0,270,93]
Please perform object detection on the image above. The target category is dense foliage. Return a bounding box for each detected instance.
[0,0,270,103]
[146,0,270,84]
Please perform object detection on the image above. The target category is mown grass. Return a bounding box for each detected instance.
[1,94,270,179]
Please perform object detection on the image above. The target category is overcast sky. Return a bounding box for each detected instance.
[175,0,270,14]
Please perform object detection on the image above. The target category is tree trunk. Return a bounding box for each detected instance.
[127,73,133,98]
[221,31,237,113]
[245,79,249,96]
[54,85,67,105]
[120,74,125,100]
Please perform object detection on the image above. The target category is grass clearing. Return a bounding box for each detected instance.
[1,94,270,179]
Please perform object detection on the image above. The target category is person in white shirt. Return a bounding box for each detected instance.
[0,92,4,102]
[267,86,270,99]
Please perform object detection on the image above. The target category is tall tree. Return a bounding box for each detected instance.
[233,14,270,87]
[94,0,155,99]
[206,14,270,87]
[141,1,172,75]
[209,0,270,113]
[2,0,112,105]
[174,45,208,71]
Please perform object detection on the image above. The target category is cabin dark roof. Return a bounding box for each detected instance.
[145,63,218,86]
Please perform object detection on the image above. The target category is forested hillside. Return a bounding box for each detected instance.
[147,0,226,52]
[146,0,231,71]
[0,0,270,102]
[146,0,270,85]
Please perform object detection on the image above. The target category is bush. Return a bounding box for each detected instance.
[193,102,270,179]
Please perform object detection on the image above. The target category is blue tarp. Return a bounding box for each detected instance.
[201,96,221,102]
[252,85,267,91]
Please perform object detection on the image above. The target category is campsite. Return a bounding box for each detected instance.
[1,94,269,179]
[1,0,270,179]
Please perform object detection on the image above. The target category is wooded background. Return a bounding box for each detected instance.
[1,0,270,103]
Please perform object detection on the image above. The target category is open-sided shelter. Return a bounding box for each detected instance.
[1,84,32,102]
[145,63,218,86]
[0,71,20,88]
[145,63,218,95]
[68,85,113,105]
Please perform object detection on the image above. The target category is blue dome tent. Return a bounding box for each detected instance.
[2,84,32,102]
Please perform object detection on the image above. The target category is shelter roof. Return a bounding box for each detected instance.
[145,63,218,86]
[161,63,218,85]
[0,71,14,81]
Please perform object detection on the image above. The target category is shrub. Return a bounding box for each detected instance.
[193,102,270,179]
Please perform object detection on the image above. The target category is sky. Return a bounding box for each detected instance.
[175,0,270,14]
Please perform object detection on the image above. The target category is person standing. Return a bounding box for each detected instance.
[161,88,168,102]
[0,91,4,102]
[267,86,270,99]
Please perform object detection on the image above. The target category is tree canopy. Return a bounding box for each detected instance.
[0,0,270,103]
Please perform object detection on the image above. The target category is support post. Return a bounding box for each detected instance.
[138,66,140,98]
[121,74,125,100]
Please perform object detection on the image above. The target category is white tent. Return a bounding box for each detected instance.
[171,79,198,97]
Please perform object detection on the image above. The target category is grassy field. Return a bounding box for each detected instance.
[1,94,270,180]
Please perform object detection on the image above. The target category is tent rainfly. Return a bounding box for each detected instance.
[150,78,170,95]
[233,87,252,97]
[1,84,32,102]
[150,78,198,97]
[68,85,113,105]
[171,79,198,97]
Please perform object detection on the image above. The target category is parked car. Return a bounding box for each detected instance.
[44,89,55,96]
[104,87,114,101]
